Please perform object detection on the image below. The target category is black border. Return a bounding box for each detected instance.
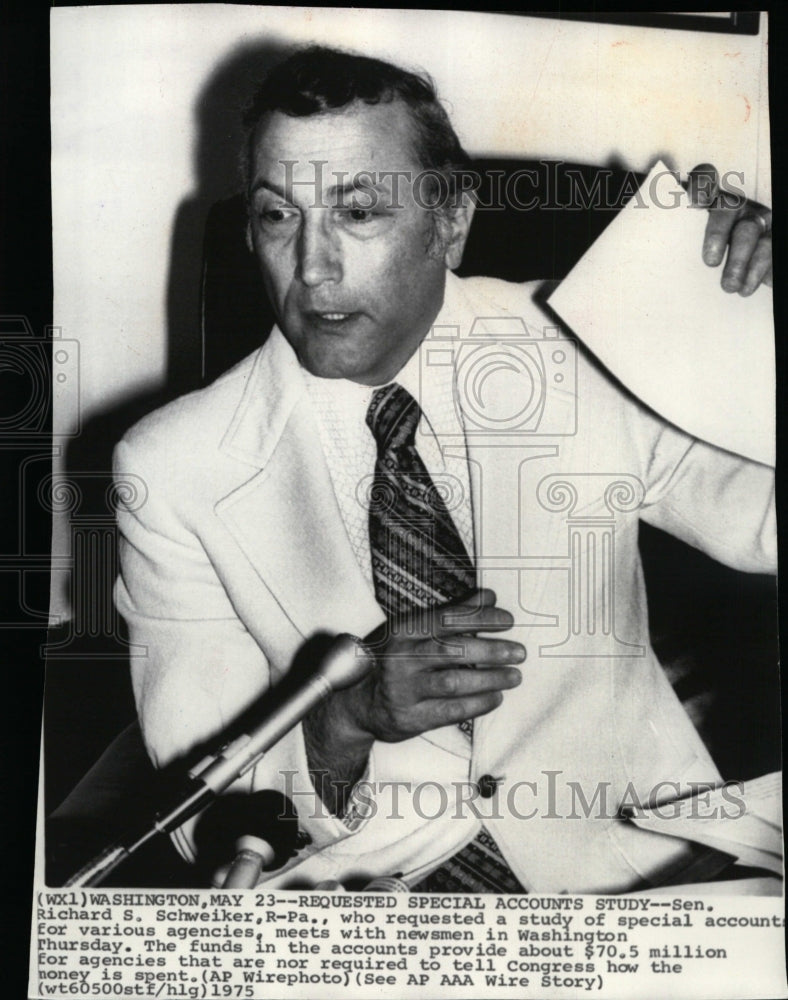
[3,4,785,996]
[2,2,51,997]
[513,11,760,35]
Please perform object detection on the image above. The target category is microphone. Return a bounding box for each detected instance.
[64,634,370,886]
[363,875,410,892]
[193,790,300,889]
[222,835,275,888]
[312,875,410,892]
[186,633,370,795]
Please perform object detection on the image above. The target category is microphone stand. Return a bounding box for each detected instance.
[64,635,368,886]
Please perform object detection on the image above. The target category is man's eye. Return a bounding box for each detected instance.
[260,207,296,224]
[344,207,374,223]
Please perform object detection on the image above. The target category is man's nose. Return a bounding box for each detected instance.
[297,215,342,287]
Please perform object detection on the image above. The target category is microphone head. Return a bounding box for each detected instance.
[320,634,373,690]
[193,790,300,876]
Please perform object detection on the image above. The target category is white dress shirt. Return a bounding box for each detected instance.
[301,292,478,829]
[302,310,476,581]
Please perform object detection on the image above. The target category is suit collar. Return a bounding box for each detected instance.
[212,275,573,657]
[219,326,306,469]
[215,395,387,641]
[214,327,385,640]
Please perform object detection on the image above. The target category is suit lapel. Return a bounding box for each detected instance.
[215,329,385,641]
[446,278,578,758]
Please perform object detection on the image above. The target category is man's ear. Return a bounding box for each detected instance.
[441,191,476,271]
[245,219,254,253]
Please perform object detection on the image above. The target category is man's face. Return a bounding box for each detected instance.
[247,101,462,385]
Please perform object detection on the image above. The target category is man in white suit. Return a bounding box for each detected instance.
[114,47,775,892]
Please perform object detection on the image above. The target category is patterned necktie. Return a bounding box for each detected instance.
[366,383,525,893]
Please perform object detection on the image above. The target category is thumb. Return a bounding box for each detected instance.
[686,163,719,208]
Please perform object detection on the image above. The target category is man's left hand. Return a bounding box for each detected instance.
[688,162,772,296]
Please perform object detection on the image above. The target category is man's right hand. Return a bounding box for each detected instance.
[311,589,524,752]
[302,590,524,815]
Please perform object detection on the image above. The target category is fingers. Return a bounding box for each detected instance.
[474,587,497,608]
[418,662,523,700]
[687,163,719,209]
[439,604,514,633]
[425,635,526,666]
[436,589,514,633]
[716,212,759,285]
[392,633,525,681]
[374,590,515,643]
[370,658,518,739]
[724,227,771,295]
[434,690,506,727]
[702,206,740,268]
[402,689,507,735]
[439,587,497,618]
[688,162,772,295]
[704,203,772,295]
[362,590,527,739]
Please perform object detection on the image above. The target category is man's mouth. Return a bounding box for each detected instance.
[306,310,360,328]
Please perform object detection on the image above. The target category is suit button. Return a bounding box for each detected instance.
[478,774,500,799]
[295,830,312,850]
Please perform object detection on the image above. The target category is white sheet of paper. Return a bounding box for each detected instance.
[548,161,775,466]
[627,772,783,876]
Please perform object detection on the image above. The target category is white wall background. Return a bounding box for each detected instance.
[49,5,771,619]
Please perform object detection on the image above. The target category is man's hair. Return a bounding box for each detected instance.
[240,45,471,204]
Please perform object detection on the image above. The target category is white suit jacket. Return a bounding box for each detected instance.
[114,275,776,893]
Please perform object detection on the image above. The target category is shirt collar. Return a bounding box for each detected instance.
[302,272,467,445]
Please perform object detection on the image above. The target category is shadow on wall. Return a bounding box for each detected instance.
[166,36,294,396]
[51,37,294,817]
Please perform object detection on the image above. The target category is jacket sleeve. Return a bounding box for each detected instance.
[634,409,776,574]
[112,433,366,861]
[113,434,272,769]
